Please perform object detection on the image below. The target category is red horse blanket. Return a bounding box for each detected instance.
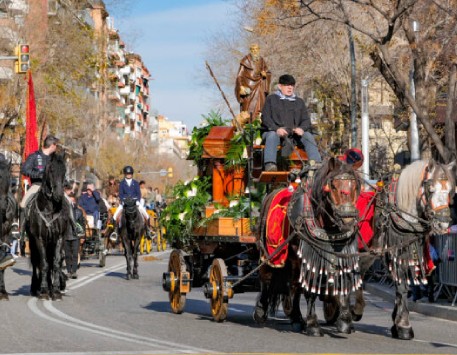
[264,188,293,267]
[357,191,376,250]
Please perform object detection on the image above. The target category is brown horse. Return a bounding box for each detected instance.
[254,157,361,335]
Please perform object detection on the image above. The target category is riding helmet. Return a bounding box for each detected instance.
[123,166,134,175]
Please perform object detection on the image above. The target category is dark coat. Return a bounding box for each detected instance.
[261,93,311,133]
[119,179,141,202]
[21,150,52,185]
[78,190,101,217]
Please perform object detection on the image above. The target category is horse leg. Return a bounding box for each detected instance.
[51,239,64,300]
[253,265,270,324]
[36,239,50,300]
[0,270,8,300]
[304,291,323,336]
[336,291,354,334]
[132,236,140,279]
[288,284,305,332]
[123,237,132,280]
[351,287,365,322]
[391,267,414,340]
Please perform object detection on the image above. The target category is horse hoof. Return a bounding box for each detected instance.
[132,274,139,279]
[337,319,353,334]
[126,275,131,280]
[291,321,304,332]
[38,294,50,301]
[253,307,267,324]
[351,313,363,322]
[53,293,63,301]
[391,325,414,340]
[0,292,9,301]
[306,326,323,337]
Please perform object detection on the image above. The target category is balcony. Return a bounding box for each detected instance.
[119,86,131,96]
[119,66,131,76]
[107,90,121,102]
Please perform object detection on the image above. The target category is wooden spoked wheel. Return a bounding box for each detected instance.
[323,295,340,325]
[168,249,187,314]
[209,258,228,322]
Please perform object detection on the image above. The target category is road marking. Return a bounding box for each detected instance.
[43,300,215,353]
[67,263,126,290]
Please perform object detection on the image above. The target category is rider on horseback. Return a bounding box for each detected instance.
[110,166,153,242]
[20,135,59,209]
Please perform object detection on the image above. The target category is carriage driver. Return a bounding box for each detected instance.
[110,166,152,242]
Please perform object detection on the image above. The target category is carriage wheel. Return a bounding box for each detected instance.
[209,258,229,322]
[168,249,187,314]
[323,295,340,325]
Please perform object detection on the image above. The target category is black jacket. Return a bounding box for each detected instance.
[261,93,311,133]
[21,150,51,185]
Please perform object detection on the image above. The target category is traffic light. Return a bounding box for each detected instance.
[167,167,173,178]
[15,44,30,74]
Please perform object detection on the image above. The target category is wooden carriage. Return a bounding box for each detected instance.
[162,126,308,322]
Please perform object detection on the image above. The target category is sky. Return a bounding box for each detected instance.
[107,0,237,131]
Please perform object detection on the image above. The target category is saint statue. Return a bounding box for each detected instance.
[235,43,271,117]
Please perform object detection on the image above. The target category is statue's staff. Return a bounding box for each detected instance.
[205,61,238,121]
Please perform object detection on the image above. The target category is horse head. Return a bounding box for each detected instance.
[123,197,138,218]
[421,160,455,233]
[312,157,361,229]
[396,159,455,234]
[42,152,66,204]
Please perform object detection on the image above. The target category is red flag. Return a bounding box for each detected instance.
[23,70,38,160]
[22,70,38,188]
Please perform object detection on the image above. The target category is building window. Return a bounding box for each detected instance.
[48,0,58,15]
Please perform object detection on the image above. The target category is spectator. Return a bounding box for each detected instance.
[78,182,101,227]
[64,191,85,279]
[105,175,119,207]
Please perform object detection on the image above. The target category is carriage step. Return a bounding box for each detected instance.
[256,171,289,183]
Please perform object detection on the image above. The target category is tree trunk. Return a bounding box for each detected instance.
[445,63,457,163]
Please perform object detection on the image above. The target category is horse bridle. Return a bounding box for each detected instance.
[324,172,360,221]
[420,171,452,225]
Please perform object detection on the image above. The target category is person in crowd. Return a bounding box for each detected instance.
[20,135,59,208]
[261,74,322,172]
[139,180,150,207]
[64,189,85,279]
[235,43,271,117]
[111,166,152,240]
[78,182,101,226]
[105,175,119,207]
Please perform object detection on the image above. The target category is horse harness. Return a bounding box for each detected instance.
[287,169,362,296]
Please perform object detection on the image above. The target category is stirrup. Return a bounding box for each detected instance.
[109,232,118,243]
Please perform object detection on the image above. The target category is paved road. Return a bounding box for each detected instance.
[1,250,457,354]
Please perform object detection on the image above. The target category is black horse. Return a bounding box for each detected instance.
[0,160,18,300]
[348,160,456,339]
[254,157,362,335]
[120,197,144,280]
[26,153,69,300]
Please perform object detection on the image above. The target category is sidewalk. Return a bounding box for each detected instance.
[365,281,457,322]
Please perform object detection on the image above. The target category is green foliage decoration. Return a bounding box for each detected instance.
[188,110,230,169]
[159,176,212,245]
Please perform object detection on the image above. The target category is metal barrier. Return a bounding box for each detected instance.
[434,233,457,306]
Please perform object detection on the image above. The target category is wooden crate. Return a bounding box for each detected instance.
[202,126,235,158]
[206,217,251,236]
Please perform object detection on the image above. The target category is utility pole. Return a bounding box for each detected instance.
[410,20,420,162]
[361,79,369,188]
[348,27,357,148]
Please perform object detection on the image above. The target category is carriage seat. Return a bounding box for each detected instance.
[253,145,308,183]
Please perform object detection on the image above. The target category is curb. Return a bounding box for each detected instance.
[365,282,457,322]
